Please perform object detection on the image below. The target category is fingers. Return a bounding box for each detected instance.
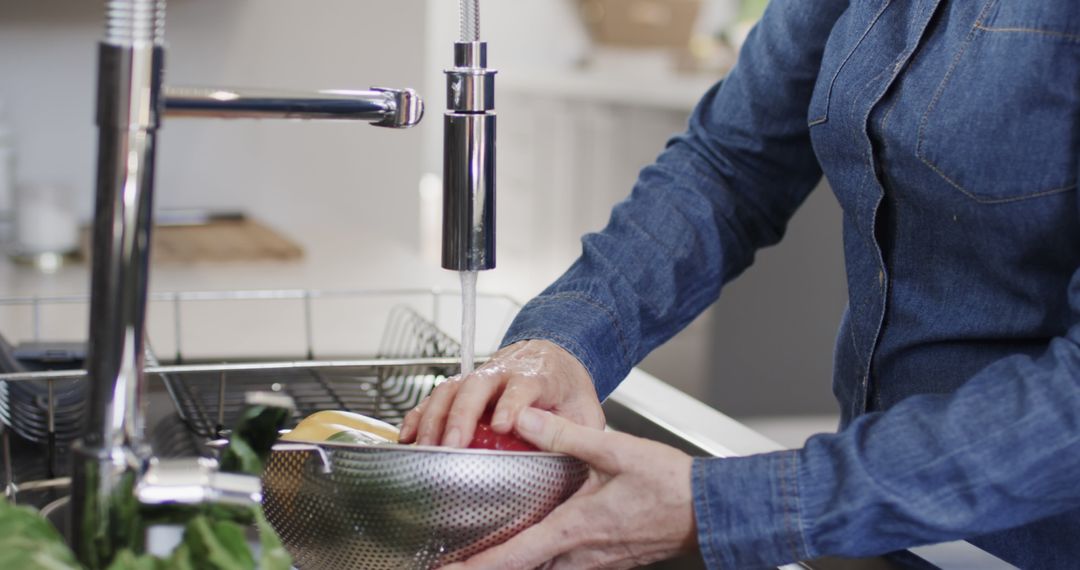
[413,379,463,446]
[398,395,428,443]
[515,409,621,472]
[440,495,595,570]
[489,377,543,433]
[441,371,503,447]
[402,339,606,448]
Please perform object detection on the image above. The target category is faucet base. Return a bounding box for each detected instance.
[70,442,150,570]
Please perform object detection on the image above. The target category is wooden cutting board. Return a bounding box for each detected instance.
[80,219,304,263]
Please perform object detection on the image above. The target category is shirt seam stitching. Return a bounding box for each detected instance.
[814,0,894,126]
[793,451,812,560]
[974,23,1080,43]
[781,452,801,562]
[695,460,723,568]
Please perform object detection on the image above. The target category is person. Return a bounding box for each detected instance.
[401,0,1080,568]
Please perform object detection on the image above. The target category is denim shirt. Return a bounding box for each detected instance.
[501,0,1080,567]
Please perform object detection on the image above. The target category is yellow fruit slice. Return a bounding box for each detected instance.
[280,410,400,444]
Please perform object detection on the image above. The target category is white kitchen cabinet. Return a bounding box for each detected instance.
[490,68,721,402]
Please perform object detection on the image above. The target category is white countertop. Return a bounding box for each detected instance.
[0,223,457,300]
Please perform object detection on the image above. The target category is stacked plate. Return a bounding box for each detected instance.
[0,376,86,445]
[0,333,87,446]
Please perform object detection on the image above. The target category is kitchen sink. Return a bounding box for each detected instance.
[0,359,1003,570]
[1,289,1009,569]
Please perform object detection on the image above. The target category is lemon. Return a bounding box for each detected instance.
[280,410,400,444]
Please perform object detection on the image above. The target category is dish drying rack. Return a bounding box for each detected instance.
[0,287,522,507]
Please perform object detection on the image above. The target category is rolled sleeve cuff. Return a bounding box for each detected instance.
[500,292,634,400]
[693,451,811,569]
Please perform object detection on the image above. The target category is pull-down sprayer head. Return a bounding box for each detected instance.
[442,40,497,272]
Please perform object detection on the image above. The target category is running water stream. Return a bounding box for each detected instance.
[459,270,478,376]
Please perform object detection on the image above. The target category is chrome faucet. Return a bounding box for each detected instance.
[442,5,497,271]
[73,1,423,567]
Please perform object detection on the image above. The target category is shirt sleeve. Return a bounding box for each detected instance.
[501,0,850,399]
[693,260,1080,568]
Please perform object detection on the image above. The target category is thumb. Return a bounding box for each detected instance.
[516,408,620,472]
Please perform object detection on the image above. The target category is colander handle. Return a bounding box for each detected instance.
[271,443,333,475]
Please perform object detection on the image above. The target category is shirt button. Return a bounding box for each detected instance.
[878,270,885,287]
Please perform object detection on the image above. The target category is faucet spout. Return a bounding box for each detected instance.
[163,86,424,128]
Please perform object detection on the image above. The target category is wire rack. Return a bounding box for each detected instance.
[0,287,522,505]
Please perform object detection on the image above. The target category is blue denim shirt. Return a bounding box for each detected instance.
[502,1,1080,567]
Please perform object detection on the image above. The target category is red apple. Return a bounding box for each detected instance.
[467,409,539,452]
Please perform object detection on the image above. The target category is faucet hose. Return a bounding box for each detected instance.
[459,0,480,42]
[105,0,166,47]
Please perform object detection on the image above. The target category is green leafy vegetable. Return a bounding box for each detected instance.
[105,550,164,570]
[187,516,255,570]
[219,403,291,476]
[0,498,81,570]
[255,508,291,570]
[1,393,295,570]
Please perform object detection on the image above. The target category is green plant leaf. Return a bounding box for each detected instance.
[182,516,254,570]
[0,498,81,570]
[255,508,290,570]
[219,403,290,476]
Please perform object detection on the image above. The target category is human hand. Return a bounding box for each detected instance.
[440,408,698,570]
[399,339,605,447]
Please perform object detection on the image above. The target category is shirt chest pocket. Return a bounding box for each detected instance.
[916,0,1080,204]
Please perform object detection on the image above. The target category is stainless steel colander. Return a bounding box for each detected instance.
[262,442,589,570]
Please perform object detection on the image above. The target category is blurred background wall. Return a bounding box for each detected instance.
[0,0,427,247]
[0,0,845,434]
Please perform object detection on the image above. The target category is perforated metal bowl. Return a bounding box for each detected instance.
[262,442,589,570]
